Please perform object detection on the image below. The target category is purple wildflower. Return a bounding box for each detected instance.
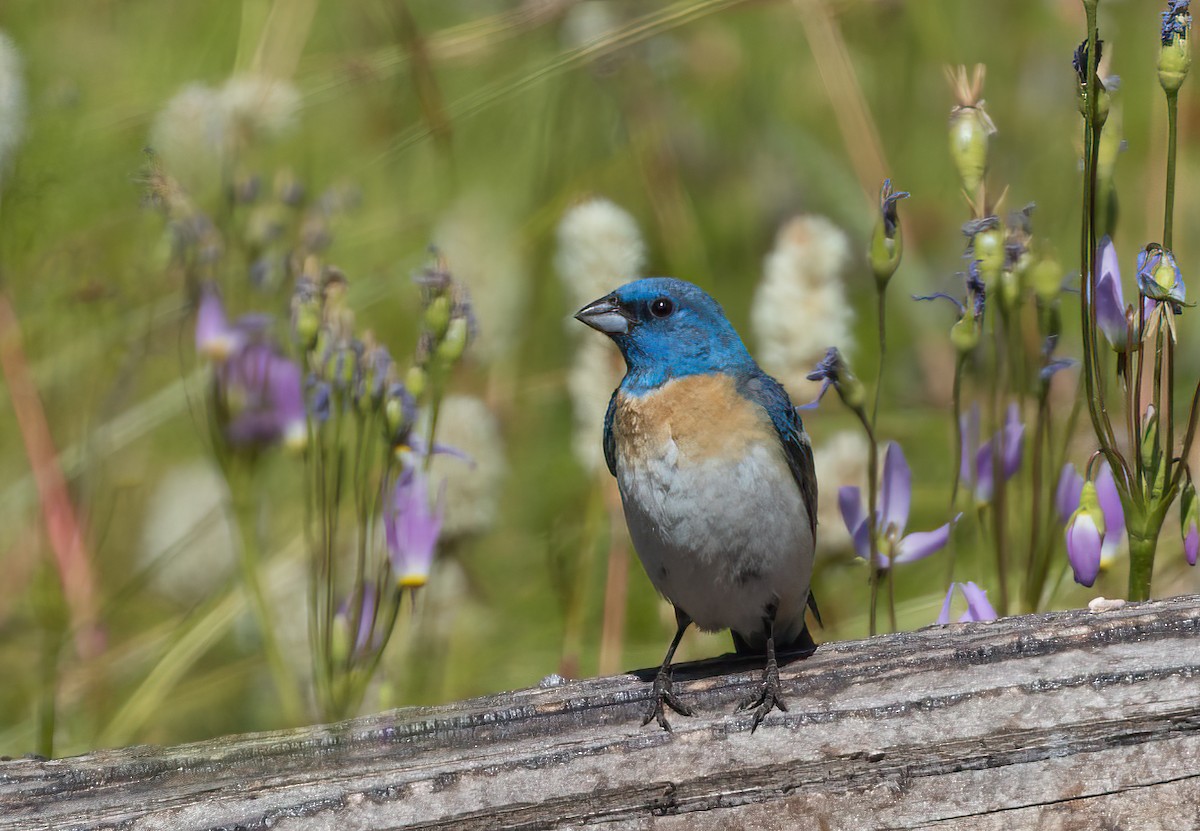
[1095,237,1129,350]
[1182,482,1199,567]
[334,582,381,659]
[1066,480,1105,587]
[936,581,998,624]
[838,442,957,570]
[195,283,241,361]
[1058,461,1125,569]
[961,403,1025,505]
[1136,244,1187,308]
[385,467,445,589]
[217,338,307,450]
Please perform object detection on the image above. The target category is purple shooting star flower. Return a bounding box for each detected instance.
[1182,481,1199,567]
[1136,244,1188,308]
[1095,237,1129,351]
[1066,480,1105,587]
[195,283,242,361]
[839,442,957,570]
[385,466,445,589]
[217,334,307,451]
[961,403,1025,505]
[1058,460,1125,573]
[936,581,998,624]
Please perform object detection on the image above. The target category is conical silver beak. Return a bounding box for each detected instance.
[574,295,632,335]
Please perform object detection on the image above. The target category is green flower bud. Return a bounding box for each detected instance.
[1140,405,1160,471]
[999,268,1022,312]
[870,223,902,285]
[948,106,992,195]
[837,368,866,411]
[1076,480,1106,536]
[405,365,426,400]
[870,180,909,286]
[294,303,322,350]
[436,316,469,364]
[950,314,979,353]
[1030,254,1064,302]
[1159,22,1192,93]
[973,227,1006,283]
[424,295,452,340]
[1180,481,1199,563]
[1140,405,1166,501]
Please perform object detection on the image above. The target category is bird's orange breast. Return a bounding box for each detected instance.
[613,373,777,465]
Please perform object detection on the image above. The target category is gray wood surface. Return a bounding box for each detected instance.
[2,595,1198,830]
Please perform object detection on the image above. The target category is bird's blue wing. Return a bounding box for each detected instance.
[603,388,619,477]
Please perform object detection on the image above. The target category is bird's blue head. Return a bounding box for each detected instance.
[574,277,755,391]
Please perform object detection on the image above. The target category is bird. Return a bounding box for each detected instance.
[574,277,819,732]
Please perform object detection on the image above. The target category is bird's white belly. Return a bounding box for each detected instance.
[616,441,814,646]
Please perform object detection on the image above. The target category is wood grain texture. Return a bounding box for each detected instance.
[2,596,1198,830]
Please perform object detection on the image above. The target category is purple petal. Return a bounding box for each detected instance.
[195,284,238,360]
[936,584,957,625]
[1055,464,1084,525]
[973,439,994,504]
[1095,237,1127,348]
[960,404,980,486]
[1096,462,1125,541]
[386,468,444,587]
[958,581,998,621]
[1001,403,1025,480]
[853,519,877,566]
[1066,513,1103,587]
[838,486,865,535]
[1186,525,1199,567]
[880,442,912,537]
[797,378,833,411]
[893,521,954,564]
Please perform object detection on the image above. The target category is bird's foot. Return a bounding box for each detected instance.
[737,657,788,732]
[642,668,694,731]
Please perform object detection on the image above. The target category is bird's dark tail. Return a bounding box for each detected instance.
[731,592,822,657]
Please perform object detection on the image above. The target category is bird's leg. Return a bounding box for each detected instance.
[643,607,694,731]
[737,601,787,732]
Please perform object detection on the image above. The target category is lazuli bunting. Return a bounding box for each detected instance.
[575,277,819,731]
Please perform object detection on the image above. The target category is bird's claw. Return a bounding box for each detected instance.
[642,669,693,731]
[737,662,788,732]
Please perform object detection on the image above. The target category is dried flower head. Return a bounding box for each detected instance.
[813,430,869,553]
[945,64,996,194]
[557,197,645,473]
[220,74,300,145]
[556,197,646,312]
[149,83,232,197]
[752,215,854,398]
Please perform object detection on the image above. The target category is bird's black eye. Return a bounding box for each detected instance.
[649,297,675,318]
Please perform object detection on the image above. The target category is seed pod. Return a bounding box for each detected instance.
[948,106,992,195]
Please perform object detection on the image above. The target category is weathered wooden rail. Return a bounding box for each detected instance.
[2,596,1198,830]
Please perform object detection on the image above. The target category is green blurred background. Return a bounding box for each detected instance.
[1,0,1198,756]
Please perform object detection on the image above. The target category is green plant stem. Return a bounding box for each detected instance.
[872,285,887,430]
[990,312,1010,616]
[231,488,305,725]
[1127,528,1158,602]
[1164,90,1179,252]
[949,353,967,511]
[853,407,881,635]
[1023,386,1049,613]
[886,565,897,633]
[1078,2,1128,490]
